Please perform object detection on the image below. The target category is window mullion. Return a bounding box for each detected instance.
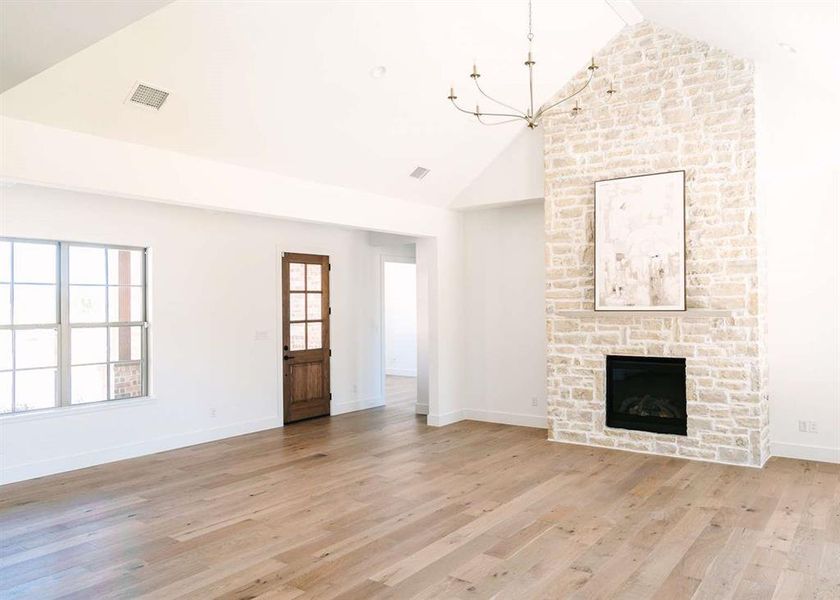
[59,243,71,407]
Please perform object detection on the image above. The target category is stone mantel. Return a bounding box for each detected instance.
[554,310,736,318]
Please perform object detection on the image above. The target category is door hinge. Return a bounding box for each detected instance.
[328,263,331,271]
[329,393,332,400]
[329,349,332,357]
[329,307,332,315]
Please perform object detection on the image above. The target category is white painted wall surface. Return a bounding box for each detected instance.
[384,262,417,377]
[0,185,399,483]
[0,116,466,452]
[462,202,547,428]
[757,65,840,463]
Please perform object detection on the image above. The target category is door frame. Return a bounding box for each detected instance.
[275,245,333,424]
[379,254,419,411]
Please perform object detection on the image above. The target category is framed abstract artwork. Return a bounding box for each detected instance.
[594,170,686,311]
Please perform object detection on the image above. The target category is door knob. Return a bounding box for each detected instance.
[283,355,291,361]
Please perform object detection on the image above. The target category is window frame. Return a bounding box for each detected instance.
[0,237,149,415]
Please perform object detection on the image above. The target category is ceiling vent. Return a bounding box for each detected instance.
[127,82,169,110]
[409,166,431,180]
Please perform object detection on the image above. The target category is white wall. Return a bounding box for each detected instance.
[0,185,402,483]
[462,201,547,428]
[757,65,840,463]
[384,261,417,377]
[0,116,467,447]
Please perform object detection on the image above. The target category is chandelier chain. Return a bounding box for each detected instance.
[527,0,533,42]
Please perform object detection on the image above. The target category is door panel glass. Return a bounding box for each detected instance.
[289,322,305,351]
[289,293,305,321]
[307,293,321,320]
[307,322,322,350]
[289,263,305,291]
[306,264,322,291]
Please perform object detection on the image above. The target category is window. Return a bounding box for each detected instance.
[0,238,148,414]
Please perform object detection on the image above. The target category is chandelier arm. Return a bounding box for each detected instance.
[535,70,594,120]
[476,115,523,126]
[473,79,526,117]
[449,97,478,116]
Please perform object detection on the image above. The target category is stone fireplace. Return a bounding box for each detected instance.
[543,22,769,466]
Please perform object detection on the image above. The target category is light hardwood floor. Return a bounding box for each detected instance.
[1,393,838,599]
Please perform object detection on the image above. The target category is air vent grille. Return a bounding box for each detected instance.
[129,83,169,110]
[409,166,430,180]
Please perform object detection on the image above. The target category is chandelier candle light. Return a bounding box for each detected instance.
[448,0,617,128]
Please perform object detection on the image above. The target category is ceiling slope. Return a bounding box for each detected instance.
[0,1,624,208]
[0,0,172,92]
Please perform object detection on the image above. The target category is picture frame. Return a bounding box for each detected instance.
[594,170,686,311]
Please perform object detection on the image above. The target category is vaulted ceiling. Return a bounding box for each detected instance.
[1,1,834,210]
[0,1,624,208]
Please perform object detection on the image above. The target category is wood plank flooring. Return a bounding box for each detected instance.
[1,394,838,599]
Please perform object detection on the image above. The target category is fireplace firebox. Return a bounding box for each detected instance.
[605,355,687,436]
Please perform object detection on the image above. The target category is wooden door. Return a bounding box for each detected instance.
[282,253,330,423]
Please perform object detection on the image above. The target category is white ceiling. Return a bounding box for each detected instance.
[1,1,835,210]
[0,1,624,208]
[634,1,839,96]
[0,0,173,92]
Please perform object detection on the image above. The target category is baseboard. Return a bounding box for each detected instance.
[771,441,840,464]
[427,410,464,427]
[385,368,417,377]
[331,396,384,416]
[1,416,284,485]
[462,409,547,429]
[415,403,429,415]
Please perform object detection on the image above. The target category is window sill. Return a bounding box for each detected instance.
[0,396,157,423]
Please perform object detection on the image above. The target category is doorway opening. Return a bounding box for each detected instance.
[382,258,417,411]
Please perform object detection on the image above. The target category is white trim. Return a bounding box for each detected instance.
[330,396,384,416]
[427,409,463,427]
[386,368,417,377]
[547,436,767,469]
[0,415,283,485]
[771,441,840,464]
[0,395,157,423]
[604,0,644,26]
[462,409,547,429]
[415,402,429,415]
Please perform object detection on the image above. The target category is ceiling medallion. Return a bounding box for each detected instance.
[447,0,617,129]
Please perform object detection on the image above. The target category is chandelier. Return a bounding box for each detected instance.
[447,0,616,129]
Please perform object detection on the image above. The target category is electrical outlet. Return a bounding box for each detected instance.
[211,408,217,418]
[798,420,818,434]
[531,396,538,407]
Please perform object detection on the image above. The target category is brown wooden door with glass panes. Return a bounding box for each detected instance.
[282,253,330,423]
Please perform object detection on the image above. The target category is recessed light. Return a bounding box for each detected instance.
[778,42,797,54]
[370,65,387,79]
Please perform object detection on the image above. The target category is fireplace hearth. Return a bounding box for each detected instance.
[606,355,687,436]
